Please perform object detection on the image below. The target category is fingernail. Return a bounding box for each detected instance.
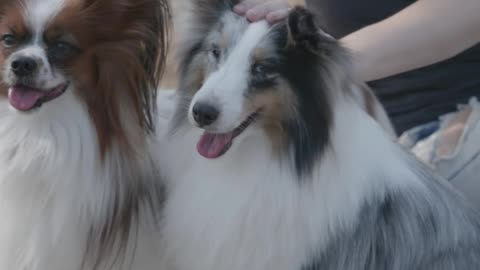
[266,14,276,24]
[246,10,258,20]
[233,4,246,13]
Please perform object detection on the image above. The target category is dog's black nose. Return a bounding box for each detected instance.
[11,57,38,77]
[193,103,219,127]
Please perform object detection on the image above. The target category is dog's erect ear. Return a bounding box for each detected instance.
[286,7,333,50]
[286,7,319,47]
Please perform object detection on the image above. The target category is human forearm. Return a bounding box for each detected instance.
[342,0,480,81]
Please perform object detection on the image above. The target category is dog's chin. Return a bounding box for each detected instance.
[196,111,260,159]
[7,83,69,113]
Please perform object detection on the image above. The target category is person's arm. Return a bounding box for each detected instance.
[234,0,480,82]
[343,0,480,81]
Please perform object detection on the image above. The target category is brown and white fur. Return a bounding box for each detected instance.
[159,2,480,270]
[0,0,169,269]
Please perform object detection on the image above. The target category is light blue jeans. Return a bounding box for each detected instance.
[400,98,480,208]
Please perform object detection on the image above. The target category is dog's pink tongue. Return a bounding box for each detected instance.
[197,132,233,159]
[8,86,44,111]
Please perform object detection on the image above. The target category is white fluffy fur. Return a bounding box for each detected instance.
[22,0,66,33]
[0,88,162,270]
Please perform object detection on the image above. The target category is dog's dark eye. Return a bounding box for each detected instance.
[210,44,221,60]
[252,64,268,76]
[51,42,73,54]
[251,63,276,77]
[1,34,17,48]
[250,63,277,88]
[48,41,76,62]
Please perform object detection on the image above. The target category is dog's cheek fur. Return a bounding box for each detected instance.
[245,81,298,151]
[172,51,209,130]
[183,53,209,96]
[0,41,10,97]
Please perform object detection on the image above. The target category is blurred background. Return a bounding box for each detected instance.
[160,0,305,89]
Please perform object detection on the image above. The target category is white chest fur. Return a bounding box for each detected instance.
[0,94,162,270]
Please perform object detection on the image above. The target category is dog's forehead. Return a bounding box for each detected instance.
[21,0,68,35]
[206,13,247,48]
[218,13,249,42]
[209,13,272,53]
[213,17,273,64]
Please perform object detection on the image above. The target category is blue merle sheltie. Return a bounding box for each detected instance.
[157,1,480,269]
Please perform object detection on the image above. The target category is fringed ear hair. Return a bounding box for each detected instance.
[78,0,171,157]
[78,1,171,264]
[125,0,171,134]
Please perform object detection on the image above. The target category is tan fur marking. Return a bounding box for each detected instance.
[253,47,268,64]
[218,27,229,53]
[245,80,298,152]
[183,53,207,95]
[360,84,377,119]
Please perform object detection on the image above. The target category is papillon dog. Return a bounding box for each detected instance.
[0,0,169,269]
[159,1,480,270]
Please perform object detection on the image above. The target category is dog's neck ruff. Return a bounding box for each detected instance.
[0,92,161,270]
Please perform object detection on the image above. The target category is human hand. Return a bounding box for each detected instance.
[233,0,291,24]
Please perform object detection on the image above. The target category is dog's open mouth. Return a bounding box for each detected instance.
[8,83,68,112]
[197,112,260,159]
